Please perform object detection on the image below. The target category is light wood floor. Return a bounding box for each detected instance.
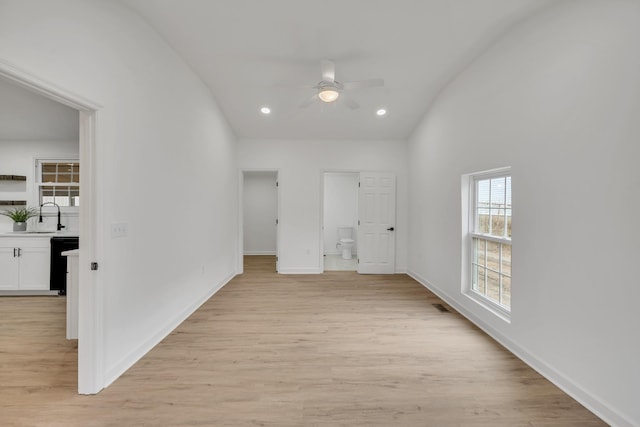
[0,255,606,426]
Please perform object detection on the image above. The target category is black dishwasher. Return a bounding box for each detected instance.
[50,236,79,295]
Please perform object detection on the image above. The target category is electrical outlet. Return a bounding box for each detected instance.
[111,222,128,238]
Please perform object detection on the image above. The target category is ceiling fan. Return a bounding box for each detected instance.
[300,59,384,110]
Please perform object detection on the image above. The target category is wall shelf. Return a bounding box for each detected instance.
[0,201,27,206]
[0,175,27,181]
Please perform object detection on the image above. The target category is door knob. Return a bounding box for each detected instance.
[387,227,395,231]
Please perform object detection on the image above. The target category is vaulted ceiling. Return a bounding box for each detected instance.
[121,0,558,140]
[0,1,559,142]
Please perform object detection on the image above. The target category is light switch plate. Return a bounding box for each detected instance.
[111,222,128,238]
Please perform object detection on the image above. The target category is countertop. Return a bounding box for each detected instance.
[0,231,79,238]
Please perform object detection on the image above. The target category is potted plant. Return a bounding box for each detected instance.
[0,207,38,232]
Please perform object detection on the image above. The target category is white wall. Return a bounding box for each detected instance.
[0,0,237,389]
[323,172,358,255]
[238,139,408,273]
[407,1,640,426]
[0,77,79,141]
[243,171,277,255]
[0,140,79,232]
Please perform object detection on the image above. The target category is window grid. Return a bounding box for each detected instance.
[470,237,511,308]
[41,162,80,184]
[470,173,511,311]
[36,160,80,207]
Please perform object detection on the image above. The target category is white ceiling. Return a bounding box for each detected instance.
[0,78,78,141]
[121,0,556,141]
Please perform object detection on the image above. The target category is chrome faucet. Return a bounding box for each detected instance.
[39,202,66,231]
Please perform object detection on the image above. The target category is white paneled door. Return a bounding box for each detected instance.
[357,172,396,274]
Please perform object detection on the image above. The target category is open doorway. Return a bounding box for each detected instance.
[323,172,359,271]
[0,64,100,394]
[240,170,279,273]
[321,171,397,274]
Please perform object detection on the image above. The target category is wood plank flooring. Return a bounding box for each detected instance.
[0,255,607,426]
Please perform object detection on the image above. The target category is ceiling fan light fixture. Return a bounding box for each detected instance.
[318,88,339,103]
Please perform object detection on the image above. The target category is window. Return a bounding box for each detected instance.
[36,159,80,207]
[468,170,511,314]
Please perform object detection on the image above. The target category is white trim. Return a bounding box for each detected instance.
[103,272,236,388]
[243,251,277,255]
[408,270,634,427]
[237,170,244,275]
[464,290,510,323]
[0,59,102,111]
[0,59,102,395]
[276,171,281,273]
[319,170,325,273]
[467,166,512,181]
[0,290,58,296]
[462,167,512,319]
[469,232,511,245]
[278,268,323,274]
[78,109,101,394]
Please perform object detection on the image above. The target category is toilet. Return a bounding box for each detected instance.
[337,226,355,260]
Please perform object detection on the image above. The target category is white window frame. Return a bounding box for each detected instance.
[462,167,511,322]
[34,157,80,215]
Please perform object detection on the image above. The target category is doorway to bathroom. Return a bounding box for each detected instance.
[322,171,397,274]
[323,172,359,271]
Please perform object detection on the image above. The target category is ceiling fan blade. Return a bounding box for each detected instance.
[321,59,335,82]
[299,93,318,108]
[342,78,384,90]
[274,83,316,89]
[342,95,360,110]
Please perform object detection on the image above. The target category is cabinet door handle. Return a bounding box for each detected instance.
[13,248,16,257]
[17,248,22,257]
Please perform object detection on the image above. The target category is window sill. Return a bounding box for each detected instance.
[464,290,511,323]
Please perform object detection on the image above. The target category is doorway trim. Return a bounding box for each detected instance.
[0,59,103,394]
[238,169,280,274]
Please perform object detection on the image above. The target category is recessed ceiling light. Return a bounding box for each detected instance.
[376,108,387,116]
[260,106,271,115]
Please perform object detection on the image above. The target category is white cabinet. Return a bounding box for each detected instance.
[0,237,51,290]
[0,246,20,289]
[63,249,79,339]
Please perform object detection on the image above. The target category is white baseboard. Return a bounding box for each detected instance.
[278,268,322,274]
[103,271,237,388]
[0,290,58,296]
[243,251,276,255]
[407,270,634,427]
